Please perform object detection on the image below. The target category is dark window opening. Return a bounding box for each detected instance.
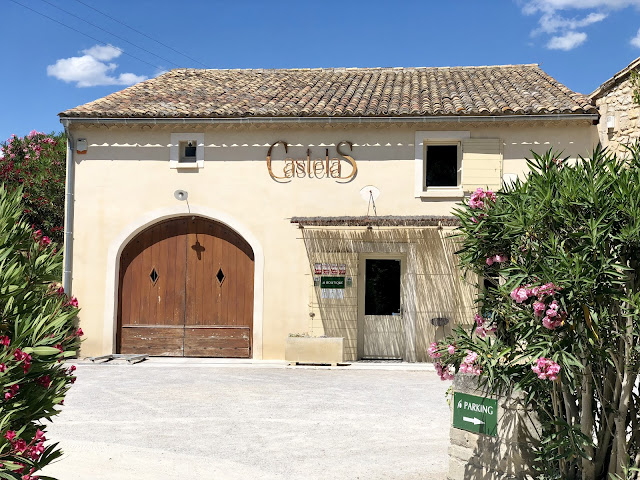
[426,144,458,187]
[365,259,401,315]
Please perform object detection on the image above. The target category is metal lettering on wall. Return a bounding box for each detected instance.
[266,140,357,182]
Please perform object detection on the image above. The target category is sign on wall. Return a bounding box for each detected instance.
[266,140,357,181]
[452,392,498,437]
[320,276,345,289]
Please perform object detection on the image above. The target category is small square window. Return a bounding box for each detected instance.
[425,144,458,187]
[179,140,197,163]
[170,133,204,169]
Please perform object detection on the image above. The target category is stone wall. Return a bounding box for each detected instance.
[594,75,640,155]
[447,375,541,480]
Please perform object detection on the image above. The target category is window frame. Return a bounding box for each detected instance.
[414,130,468,198]
[170,133,204,169]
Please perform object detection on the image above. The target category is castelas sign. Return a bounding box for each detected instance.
[266,141,357,182]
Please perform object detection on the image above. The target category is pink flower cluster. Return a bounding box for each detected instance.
[435,362,454,381]
[459,350,482,376]
[469,188,496,209]
[510,282,561,304]
[474,314,496,338]
[531,357,561,381]
[3,428,46,476]
[4,384,19,400]
[486,254,508,266]
[510,282,565,330]
[32,228,51,249]
[427,342,441,358]
[13,349,32,374]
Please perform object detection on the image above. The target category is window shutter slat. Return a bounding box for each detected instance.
[462,138,502,192]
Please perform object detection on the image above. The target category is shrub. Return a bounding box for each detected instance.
[0,184,81,479]
[432,147,640,479]
[0,131,66,245]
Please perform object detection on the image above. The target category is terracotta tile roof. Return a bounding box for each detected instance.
[60,64,597,119]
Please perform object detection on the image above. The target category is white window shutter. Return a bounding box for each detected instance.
[461,138,503,193]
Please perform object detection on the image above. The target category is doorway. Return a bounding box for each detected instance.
[359,257,404,359]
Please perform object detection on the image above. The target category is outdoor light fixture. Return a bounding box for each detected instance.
[174,190,188,201]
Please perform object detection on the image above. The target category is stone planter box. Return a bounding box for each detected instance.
[285,336,344,366]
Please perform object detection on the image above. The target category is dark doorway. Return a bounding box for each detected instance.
[365,259,401,315]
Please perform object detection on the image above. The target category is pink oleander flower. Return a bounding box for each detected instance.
[486,257,494,266]
[542,316,563,330]
[435,362,455,381]
[474,314,484,326]
[68,296,79,308]
[36,375,51,389]
[532,301,546,316]
[4,384,19,400]
[532,357,561,381]
[0,335,10,347]
[447,344,456,355]
[494,254,508,263]
[469,188,497,210]
[14,439,27,453]
[427,342,441,359]
[4,430,16,441]
[76,328,84,336]
[40,236,51,247]
[459,350,482,376]
[0,364,5,373]
[510,287,529,304]
[34,430,45,442]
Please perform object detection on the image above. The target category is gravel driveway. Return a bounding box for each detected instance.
[43,361,451,480]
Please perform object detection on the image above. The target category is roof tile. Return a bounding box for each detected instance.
[60,65,597,118]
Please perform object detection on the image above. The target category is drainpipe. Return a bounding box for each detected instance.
[62,120,75,294]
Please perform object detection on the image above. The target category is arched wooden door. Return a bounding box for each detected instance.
[117,217,254,357]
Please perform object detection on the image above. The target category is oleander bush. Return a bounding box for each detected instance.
[0,184,81,479]
[0,131,66,245]
[430,146,640,479]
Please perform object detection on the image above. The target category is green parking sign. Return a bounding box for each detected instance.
[452,392,498,437]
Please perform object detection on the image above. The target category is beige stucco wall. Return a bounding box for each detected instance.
[594,76,640,154]
[67,121,596,360]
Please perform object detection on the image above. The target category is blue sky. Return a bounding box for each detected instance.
[2,0,640,142]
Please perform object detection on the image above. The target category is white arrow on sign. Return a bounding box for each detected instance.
[462,416,485,425]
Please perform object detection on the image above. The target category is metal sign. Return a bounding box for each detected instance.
[320,276,345,289]
[452,392,498,437]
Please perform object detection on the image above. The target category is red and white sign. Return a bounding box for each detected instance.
[330,263,339,274]
[314,263,322,274]
[338,264,346,274]
[322,263,331,275]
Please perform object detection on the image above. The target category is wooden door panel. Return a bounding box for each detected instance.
[184,326,250,357]
[120,326,184,356]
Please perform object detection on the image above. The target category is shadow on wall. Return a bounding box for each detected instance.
[300,226,478,362]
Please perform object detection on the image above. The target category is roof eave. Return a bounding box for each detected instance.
[59,113,599,127]
[590,56,640,100]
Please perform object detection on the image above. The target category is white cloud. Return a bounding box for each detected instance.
[47,44,147,88]
[631,27,640,47]
[524,0,640,14]
[547,31,588,50]
[534,11,607,35]
[81,44,122,62]
[521,0,640,50]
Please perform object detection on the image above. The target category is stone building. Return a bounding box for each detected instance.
[58,64,597,361]
[591,56,640,154]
